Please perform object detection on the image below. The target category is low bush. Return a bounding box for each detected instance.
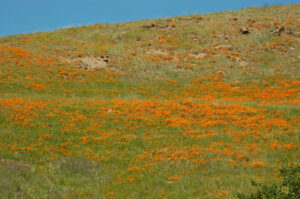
[237,166,300,199]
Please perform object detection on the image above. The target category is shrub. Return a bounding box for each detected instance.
[237,166,300,199]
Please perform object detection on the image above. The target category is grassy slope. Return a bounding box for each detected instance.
[0,4,299,198]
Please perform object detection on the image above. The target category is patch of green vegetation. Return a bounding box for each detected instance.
[237,166,300,199]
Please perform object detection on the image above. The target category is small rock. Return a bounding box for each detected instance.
[223,34,232,40]
[195,16,203,22]
[100,54,110,62]
[229,17,238,21]
[106,109,113,114]
[188,53,206,59]
[274,25,285,35]
[240,26,250,34]
[143,24,156,29]
[215,45,233,50]
[248,19,256,24]
[217,71,225,75]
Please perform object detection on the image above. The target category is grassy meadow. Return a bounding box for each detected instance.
[0,4,299,198]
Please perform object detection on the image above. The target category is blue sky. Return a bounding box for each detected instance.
[1,0,299,37]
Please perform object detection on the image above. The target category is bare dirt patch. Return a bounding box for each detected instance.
[60,55,110,71]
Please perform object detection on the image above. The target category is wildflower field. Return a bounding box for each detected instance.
[0,4,299,198]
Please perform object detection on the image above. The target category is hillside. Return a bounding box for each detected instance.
[0,4,299,198]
